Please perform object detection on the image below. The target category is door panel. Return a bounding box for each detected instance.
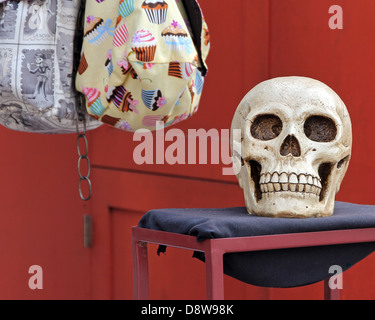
[0,128,90,299]
[269,0,375,299]
[89,168,277,300]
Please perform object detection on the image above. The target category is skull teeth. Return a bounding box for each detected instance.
[259,172,322,196]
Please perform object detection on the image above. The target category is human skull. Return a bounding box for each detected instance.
[231,77,352,218]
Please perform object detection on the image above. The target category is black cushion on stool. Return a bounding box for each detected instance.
[138,201,375,288]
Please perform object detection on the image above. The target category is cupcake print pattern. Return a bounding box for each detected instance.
[195,70,204,95]
[107,86,139,113]
[82,87,106,117]
[113,22,129,47]
[141,89,166,111]
[117,52,132,75]
[85,16,115,46]
[142,115,163,127]
[78,53,88,75]
[131,28,157,62]
[168,62,195,79]
[119,0,135,18]
[102,114,121,126]
[161,20,193,52]
[105,49,113,75]
[76,0,210,131]
[142,0,168,24]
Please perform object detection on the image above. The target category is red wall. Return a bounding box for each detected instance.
[0,0,374,300]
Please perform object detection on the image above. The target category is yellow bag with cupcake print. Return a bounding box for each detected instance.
[76,0,210,131]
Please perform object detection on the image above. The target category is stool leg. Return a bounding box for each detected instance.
[205,247,224,300]
[324,278,340,300]
[132,239,149,300]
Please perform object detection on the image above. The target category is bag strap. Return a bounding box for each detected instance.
[73,0,93,202]
[181,0,208,76]
[73,0,86,91]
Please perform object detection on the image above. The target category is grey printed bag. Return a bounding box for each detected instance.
[0,0,101,133]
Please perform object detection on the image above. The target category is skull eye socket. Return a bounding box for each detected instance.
[304,116,337,142]
[251,114,283,141]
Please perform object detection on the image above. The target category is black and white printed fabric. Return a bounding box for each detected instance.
[0,0,101,133]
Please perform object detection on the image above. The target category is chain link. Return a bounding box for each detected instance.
[74,0,91,202]
[75,93,92,202]
[77,134,91,179]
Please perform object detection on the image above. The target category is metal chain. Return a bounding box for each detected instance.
[75,93,92,202]
[74,0,91,202]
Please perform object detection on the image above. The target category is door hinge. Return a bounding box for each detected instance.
[83,215,93,248]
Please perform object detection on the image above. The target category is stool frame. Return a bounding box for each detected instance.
[132,226,375,300]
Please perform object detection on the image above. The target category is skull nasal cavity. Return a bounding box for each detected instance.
[280,135,301,157]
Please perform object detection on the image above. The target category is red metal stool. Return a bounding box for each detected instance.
[132,226,375,300]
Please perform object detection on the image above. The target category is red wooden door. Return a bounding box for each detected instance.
[0,0,375,300]
[86,0,375,300]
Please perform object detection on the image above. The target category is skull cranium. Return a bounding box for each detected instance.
[231,77,352,218]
